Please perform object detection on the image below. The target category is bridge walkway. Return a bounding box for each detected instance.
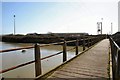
[45,39,110,79]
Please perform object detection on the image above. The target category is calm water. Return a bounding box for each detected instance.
[0,42,83,78]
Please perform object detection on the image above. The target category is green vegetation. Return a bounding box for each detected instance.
[1,33,107,46]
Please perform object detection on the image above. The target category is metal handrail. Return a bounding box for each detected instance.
[109,37,120,80]
[110,37,120,50]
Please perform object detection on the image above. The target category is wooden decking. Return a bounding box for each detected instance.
[45,39,110,79]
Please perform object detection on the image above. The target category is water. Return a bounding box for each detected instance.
[0,42,83,78]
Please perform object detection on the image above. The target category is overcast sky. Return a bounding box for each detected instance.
[1,0,120,35]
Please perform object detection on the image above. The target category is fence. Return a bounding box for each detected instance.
[0,36,105,79]
[109,37,120,80]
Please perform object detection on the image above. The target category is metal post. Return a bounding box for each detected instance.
[101,22,102,34]
[114,47,117,79]
[63,40,67,62]
[117,50,120,79]
[76,39,79,55]
[111,23,113,35]
[101,18,103,34]
[14,15,16,35]
[34,44,42,77]
[83,38,85,51]
[112,44,116,80]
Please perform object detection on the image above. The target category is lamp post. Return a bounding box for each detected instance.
[101,18,103,34]
[14,15,16,35]
[111,22,113,35]
[100,22,102,34]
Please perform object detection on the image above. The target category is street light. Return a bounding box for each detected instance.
[14,15,16,35]
[111,22,113,35]
[101,18,103,34]
[100,22,102,34]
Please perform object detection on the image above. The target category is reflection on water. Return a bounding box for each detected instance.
[0,42,83,78]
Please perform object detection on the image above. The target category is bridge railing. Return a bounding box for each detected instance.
[109,37,120,80]
[0,36,105,79]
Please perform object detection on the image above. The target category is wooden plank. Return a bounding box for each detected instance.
[45,39,109,79]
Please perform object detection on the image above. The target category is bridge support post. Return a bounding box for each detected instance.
[76,39,79,55]
[63,40,67,62]
[83,38,85,51]
[34,44,42,77]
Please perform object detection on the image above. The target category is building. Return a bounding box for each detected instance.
[118,1,120,32]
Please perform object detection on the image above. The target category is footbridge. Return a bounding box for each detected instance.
[0,35,120,80]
